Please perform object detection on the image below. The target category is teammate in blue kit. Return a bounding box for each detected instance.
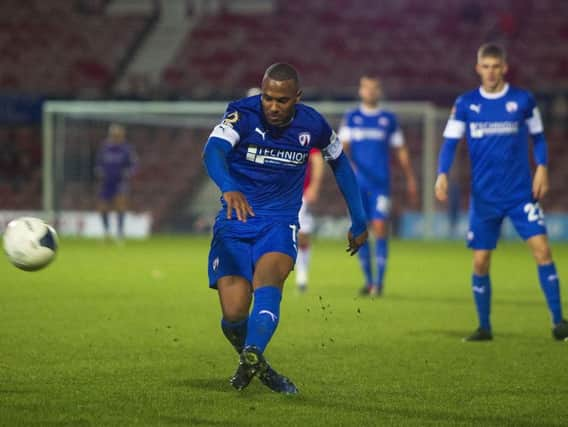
[435,43,568,342]
[339,75,418,297]
[95,123,137,240]
[202,63,368,394]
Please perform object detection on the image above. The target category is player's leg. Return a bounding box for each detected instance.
[526,235,567,336]
[366,192,390,296]
[114,193,128,240]
[370,218,388,296]
[99,180,118,239]
[466,249,494,341]
[97,199,111,239]
[218,275,252,353]
[296,232,311,292]
[510,200,567,339]
[296,199,314,292]
[357,189,373,294]
[217,275,255,391]
[239,222,298,394]
[207,222,256,389]
[464,203,501,341]
[244,251,297,394]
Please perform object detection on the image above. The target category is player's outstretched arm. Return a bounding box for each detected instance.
[328,152,368,255]
[202,138,254,221]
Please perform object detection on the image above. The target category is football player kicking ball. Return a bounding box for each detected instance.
[202,63,368,394]
[436,43,568,342]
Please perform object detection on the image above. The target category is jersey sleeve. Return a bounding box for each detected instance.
[442,96,467,139]
[389,114,405,148]
[525,93,544,135]
[314,115,342,161]
[207,102,249,147]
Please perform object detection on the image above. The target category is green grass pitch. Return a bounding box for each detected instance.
[1,236,567,426]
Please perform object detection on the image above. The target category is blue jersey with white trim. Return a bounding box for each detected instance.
[207,95,342,220]
[443,84,544,204]
[339,107,404,192]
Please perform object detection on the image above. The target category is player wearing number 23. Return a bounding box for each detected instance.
[202,63,368,394]
[435,43,567,341]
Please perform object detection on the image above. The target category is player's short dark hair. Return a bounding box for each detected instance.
[264,63,300,86]
[477,43,506,62]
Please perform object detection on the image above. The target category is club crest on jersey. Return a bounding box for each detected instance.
[506,101,518,113]
[298,132,311,146]
[222,111,239,127]
[379,117,389,126]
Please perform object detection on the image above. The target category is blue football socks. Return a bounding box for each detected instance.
[538,263,563,325]
[245,286,282,353]
[472,274,492,331]
[357,241,373,286]
[221,317,248,353]
[375,238,388,286]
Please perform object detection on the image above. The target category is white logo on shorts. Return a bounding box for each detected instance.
[467,231,474,241]
[212,257,219,271]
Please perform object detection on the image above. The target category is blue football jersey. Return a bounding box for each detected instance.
[207,95,342,220]
[443,84,544,204]
[338,106,404,192]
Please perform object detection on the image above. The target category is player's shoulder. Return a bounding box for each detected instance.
[506,85,535,101]
[227,95,261,115]
[343,106,360,118]
[378,109,398,121]
[455,88,480,104]
[295,103,328,128]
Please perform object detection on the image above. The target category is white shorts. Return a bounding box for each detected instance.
[298,198,315,234]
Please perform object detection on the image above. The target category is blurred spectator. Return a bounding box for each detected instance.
[461,1,483,25]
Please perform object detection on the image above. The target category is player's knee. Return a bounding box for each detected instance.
[473,256,490,275]
[532,245,552,265]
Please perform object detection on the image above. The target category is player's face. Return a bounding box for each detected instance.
[109,126,125,143]
[358,77,382,106]
[476,56,508,92]
[261,78,301,126]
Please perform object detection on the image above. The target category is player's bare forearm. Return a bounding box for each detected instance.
[532,165,549,200]
[223,191,255,222]
[435,173,448,202]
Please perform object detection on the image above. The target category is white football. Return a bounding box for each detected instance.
[3,217,58,271]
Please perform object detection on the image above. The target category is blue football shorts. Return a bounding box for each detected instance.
[360,188,390,221]
[467,198,547,250]
[207,216,299,288]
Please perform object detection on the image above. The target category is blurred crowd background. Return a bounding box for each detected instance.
[1,0,567,235]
